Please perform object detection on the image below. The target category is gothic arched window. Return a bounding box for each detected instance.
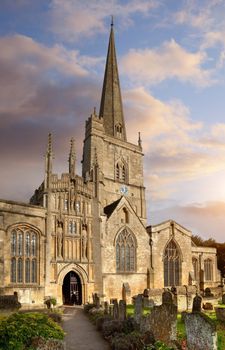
[204,258,213,281]
[192,257,198,280]
[115,161,127,183]
[164,240,181,286]
[116,229,136,272]
[115,123,122,138]
[10,227,39,284]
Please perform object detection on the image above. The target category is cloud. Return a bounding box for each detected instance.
[49,0,157,41]
[150,201,225,242]
[121,39,213,87]
[123,87,225,204]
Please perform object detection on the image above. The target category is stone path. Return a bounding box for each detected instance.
[62,306,110,350]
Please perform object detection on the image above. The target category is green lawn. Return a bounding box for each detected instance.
[126,305,225,350]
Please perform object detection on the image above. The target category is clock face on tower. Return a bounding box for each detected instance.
[120,185,128,195]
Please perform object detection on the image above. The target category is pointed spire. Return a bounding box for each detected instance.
[69,137,76,178]
[99,19,127,141]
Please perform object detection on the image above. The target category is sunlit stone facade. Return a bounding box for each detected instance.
[0,26,220,307]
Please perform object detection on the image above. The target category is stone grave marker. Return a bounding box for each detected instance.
[104,301,109,315]
[119,300,126,321]
[146,293,177,345]
[134,294,143,324]
[184,312,217,350]
[0,293,21,310]
[112,299,119,319]
[192,294,202,313]
[122,283,131,303]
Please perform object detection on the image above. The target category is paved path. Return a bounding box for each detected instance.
[62,306,110,350]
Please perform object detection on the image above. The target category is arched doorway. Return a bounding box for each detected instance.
[62,271,82,305]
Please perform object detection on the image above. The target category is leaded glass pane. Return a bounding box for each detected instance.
[18,232,23,256]
[25,232,30,256]
[18,258,23,283]
[32,259,37,283]
[11,258,16,283]
[11,231,17,256]
[204,259,213,281]
[31,233,37,256]
[25,259,30,283]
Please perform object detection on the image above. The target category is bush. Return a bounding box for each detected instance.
[0,312,65,350]
[111,331,144,350]
[102,319,124,338]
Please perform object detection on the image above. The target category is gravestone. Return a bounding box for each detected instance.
[203,302,213,311]
[109,304,114,317]
[215,307,225,322]
[104,301,109,315]
[162,290,173,304]
[146,292,177,344]
[222,293,225,304]
[112,299,119,319]
[119,300,126,321]
[143,289,150,297]
[205,288,213,297]
[122,283,131,303]
[134,294,143,324]
[184,313,217,350]
[192,294,202,313]
[92,293,100,309]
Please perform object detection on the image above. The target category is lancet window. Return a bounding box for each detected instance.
[68,220,76,234]
[115,123,123,138]
[116,229,136,272]
[10,227,38,284]
[204,258,213,281]
[192,257,198,280]
[164,240,181,286]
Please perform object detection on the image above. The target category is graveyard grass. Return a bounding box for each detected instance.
[126,305,225,350]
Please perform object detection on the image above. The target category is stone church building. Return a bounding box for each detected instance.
[0,25,221,307]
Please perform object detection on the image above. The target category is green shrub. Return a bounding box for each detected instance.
[111,331,144,350]
[0,312,64,350]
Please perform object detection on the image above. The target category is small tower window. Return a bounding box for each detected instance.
[115,161,127,183]
[115,123,122,138]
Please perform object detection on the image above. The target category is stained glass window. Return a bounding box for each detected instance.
[116,229,136,272]
[164,240,181,287]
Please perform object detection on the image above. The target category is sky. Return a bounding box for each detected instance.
[0,0,225,242]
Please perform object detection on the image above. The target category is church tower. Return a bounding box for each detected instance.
[82,22,146,222]
[82,22,150,299]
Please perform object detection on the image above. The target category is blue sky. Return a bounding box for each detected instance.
[0,0,225,242]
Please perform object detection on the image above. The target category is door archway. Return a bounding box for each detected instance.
[62,271,82,305]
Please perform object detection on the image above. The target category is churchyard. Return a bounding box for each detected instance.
[86,290,225,350]
[0,289,224,349]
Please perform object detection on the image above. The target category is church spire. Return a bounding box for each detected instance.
[99,19,127,141]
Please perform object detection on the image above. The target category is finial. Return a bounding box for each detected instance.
[94,106,96,115]
[138,132,142,148]
[111,15,114,27]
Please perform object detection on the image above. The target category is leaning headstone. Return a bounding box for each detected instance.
[184,313,217,350]
[147,294,177,345]
[119,300,126,321]
[134,294,143,324]
[192,294,202,313]
[104,301,109,315]
[222,293,225,304]
[113,299,119,319]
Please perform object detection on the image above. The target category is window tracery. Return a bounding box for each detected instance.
[116,229,136,272]
[115,161,127,183]
[163,240,181,286]
[10,227,38,284]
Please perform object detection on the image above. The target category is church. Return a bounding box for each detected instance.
[0,24,221,307]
